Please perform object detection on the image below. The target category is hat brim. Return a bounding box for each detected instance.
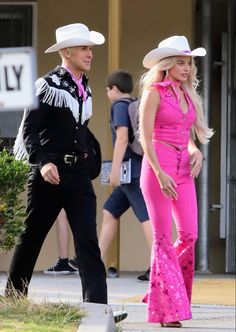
[45,31,105,53]
[143,47,206,69]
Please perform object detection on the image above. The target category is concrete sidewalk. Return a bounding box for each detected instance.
[0,272,235,331]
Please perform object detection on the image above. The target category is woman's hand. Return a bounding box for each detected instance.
[190,149,203,178]
[156,170,178,200]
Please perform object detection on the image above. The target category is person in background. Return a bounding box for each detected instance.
[43,209,78,275]
[98,70,152,279]
[139,35,213,327]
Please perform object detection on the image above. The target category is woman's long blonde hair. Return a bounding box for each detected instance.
[139,57,214,144]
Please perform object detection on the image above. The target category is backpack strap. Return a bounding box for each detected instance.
[112,97,138,108]
[111,97,137,138]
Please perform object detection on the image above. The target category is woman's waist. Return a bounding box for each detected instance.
[152,134,189,150]
[152,138,188,151]
[153,125,191,139]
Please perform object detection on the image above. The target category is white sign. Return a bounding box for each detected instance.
[0,47,38,111]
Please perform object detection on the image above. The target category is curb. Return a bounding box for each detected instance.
[78,302,116,332]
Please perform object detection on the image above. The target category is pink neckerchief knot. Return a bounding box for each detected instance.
[64,65,87,101]
[152,78,181,102]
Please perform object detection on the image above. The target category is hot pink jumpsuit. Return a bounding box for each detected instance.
[140,80,198,323]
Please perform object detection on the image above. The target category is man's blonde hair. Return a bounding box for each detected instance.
[58,47,74,59]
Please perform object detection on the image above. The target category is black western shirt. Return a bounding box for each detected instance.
[23,67,91,169]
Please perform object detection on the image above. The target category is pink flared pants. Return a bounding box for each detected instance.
[140,141,198,323]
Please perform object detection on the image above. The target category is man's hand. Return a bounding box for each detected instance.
[190,149,203,178]
[40,163,60,185]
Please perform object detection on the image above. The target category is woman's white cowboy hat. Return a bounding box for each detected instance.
[143,35,206,69]
[45,23,105,53]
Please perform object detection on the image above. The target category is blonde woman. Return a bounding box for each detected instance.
[139,36,213,327]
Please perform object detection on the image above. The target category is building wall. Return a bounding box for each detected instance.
[2,0,225,273]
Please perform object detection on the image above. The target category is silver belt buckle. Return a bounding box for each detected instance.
[64,154,75,165]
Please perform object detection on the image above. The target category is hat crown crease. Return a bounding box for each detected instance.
[159,36,190,52]
[56,24,90,43]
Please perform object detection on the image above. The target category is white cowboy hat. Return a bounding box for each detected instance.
[45,23,105,53]
[143,35,206,69]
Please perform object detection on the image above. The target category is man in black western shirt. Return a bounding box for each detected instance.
[5,23,107,304]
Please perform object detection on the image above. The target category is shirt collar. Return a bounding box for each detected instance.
[61,64,88,101]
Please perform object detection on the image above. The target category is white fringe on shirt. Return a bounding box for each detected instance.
[13,78,92,161]
[35,78,92,124]
[13,109,28,161]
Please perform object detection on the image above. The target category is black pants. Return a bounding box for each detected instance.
[5,160,107,304]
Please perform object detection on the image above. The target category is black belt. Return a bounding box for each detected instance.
[48,152,88,165]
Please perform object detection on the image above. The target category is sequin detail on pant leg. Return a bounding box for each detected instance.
[144,234,192,323]
[174,231,197,302]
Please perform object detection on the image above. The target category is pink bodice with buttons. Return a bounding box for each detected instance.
[152,81,196,150]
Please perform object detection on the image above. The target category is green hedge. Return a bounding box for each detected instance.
[0,149,29,253]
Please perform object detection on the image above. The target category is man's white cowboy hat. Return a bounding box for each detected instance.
[143,35,206,69]
[45,23,105,53]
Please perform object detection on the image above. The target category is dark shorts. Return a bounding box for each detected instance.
[103,178,149,223]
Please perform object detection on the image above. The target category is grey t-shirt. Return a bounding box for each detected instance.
[110,100,142,178]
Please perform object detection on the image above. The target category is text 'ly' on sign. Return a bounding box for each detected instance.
[0,47,38,111]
